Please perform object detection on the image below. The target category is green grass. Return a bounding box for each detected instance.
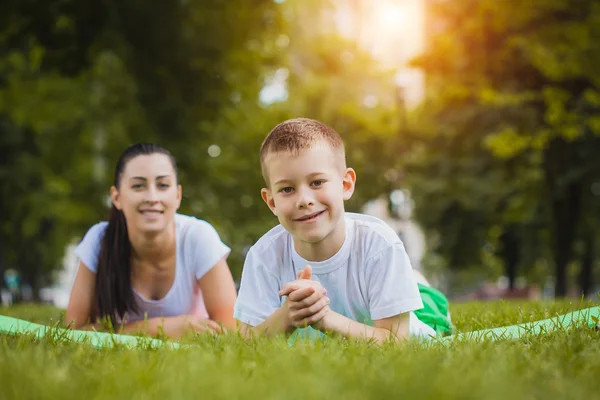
[1,300,599,399]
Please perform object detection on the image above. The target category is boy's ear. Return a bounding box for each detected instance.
[342,168,356,201]
[261,187,278,216]
[110,186,122,210]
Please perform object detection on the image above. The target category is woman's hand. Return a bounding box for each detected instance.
[151,315,223,338]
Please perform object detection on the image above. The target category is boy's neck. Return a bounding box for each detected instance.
[293,217,346,262]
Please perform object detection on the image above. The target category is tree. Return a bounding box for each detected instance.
[407,0,600,296]
[0,0,281,288]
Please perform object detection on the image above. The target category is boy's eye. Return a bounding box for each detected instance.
[280,187,294,194]
[311,180,324,187]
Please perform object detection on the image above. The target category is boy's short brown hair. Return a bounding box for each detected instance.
[260,118,346,184]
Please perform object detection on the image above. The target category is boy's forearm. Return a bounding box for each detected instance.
[319,311,408,344]
[243,305,294,338]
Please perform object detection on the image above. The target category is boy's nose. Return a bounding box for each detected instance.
[296,188,314,209]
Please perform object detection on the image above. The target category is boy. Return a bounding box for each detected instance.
[234,118,451,343]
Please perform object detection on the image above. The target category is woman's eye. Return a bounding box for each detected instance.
[131,184,143,189]
[159,183,170,189]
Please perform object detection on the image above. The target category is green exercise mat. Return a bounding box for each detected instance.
[1,306,598,349]
[0,315,180,349]
[437,305,599,344]
[288,306,600,345]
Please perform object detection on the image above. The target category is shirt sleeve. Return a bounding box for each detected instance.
[233,247,282,327]
[188,219,231,280]
[366,241,424,321]
[74,222,108,273]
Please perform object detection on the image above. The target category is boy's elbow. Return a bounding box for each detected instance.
[373,313,410,343]
[374,328,409,345]
[391,329,410,343]
[237,320,254,338]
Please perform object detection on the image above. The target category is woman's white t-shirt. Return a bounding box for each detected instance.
[75,213,230,322]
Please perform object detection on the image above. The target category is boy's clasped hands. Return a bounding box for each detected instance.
[279,265,331,330]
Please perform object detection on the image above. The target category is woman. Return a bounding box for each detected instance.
[65,143,237,338]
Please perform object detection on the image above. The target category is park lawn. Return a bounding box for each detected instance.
[1,300,599,400]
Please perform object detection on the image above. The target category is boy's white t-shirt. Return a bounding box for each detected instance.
[234,213,435,337]
[75,213,230,322]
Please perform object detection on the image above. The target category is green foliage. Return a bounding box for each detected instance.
[406,0,600,294]
[0,0,282,283]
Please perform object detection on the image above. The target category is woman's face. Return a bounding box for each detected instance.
[110,153,182,234]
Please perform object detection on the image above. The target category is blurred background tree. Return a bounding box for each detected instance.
[407,0,600,297]
[0,0,283,294]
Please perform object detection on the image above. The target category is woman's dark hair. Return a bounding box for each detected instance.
[95,143,178,326]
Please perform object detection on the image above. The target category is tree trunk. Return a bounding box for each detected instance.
[544,138,584,298]
[579,233,595,297]
[551,181,582,297]
[500,227,519,290]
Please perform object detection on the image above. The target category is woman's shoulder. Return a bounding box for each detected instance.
[175,213,223,243]
[176,213,214,231]
[175,214,230,277]
[75,220,109,272]
[81,221,109,242]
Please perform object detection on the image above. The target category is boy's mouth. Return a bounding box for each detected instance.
[294,210,325,222]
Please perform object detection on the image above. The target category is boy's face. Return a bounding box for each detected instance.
[261,143,356,248]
